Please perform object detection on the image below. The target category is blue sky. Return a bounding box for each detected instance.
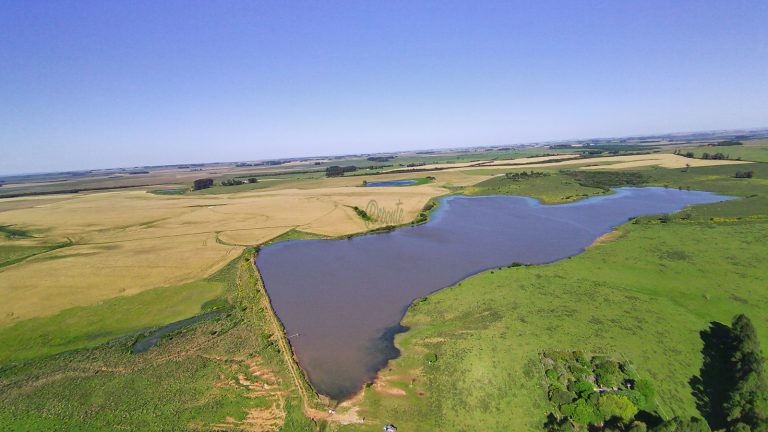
[1,1,767,174]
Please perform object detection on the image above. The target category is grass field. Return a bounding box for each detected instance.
[464,171,605,203]
[0,251,322,431]
[0,278,226,362]
[665,139,768,163]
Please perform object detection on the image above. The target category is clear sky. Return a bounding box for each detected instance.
[1,1,767,175]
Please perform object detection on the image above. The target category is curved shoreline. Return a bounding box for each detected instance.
[257,187,736,403]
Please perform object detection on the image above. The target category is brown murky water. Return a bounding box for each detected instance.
[257,187,733,400]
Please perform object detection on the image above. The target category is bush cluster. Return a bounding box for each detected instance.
[542,351,660,431]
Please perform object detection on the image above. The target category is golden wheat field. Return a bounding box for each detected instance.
[451,153,751,171]
[0,174,467,326]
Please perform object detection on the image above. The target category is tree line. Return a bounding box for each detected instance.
[325,165,357,177]
[192,177,258,190]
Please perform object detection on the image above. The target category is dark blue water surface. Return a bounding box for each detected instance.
[366,180,417,187]
[256,187,734,400]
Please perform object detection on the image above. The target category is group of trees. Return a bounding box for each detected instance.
[220,177,258,186]
[192,178,213,190]
[692,315,767,432]
[325,165,357,177]
[504,171,549,181]
[723,315,768,431]
[674,149,731,160]
[734,171,755,179]
[193,177,258,189]
[701,152,729,160]
[221,178,245,186]
[547,315,767,431]
[366,156,395,162]
[542,351,660,431]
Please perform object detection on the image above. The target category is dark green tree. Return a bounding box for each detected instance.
[651,416,711,432]
[192,178,213,190]
[724,314,768,431]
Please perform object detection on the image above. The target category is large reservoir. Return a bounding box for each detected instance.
[256,188,733,400]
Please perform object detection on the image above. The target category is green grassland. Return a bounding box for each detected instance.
[0,244,62,268]
[464,170,606,203]
[266,229,331,245]
[667,139,768,163]
[188,177,300,194]
[343,162,768,431]
[0,278,226,362]
[0,225,72,268]
[0,252,320,431]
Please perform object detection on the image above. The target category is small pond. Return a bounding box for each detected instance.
[132,311,219,354]
[256,187,733,400]
[366,180,417,187]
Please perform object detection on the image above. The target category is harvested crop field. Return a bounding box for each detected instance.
[0,182,450,325]
[454,153,751,171]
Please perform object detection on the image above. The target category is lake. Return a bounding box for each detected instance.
[256,187,733,400]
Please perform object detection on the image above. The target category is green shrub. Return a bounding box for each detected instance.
[618,389,646,410]
[574,352,590,367]
[650,416,711,432]
[595,360,622,387]
[550,389,577,406]
[569,364,592,381]
[546,368,560,382]
[549,382,566,393]
[561,399,601,425]
[571,380,594,397]
[599,393,638,423]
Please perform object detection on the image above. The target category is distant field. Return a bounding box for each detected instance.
[665,138,768,163]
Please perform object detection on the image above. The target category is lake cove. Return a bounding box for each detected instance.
[256,187,733,400]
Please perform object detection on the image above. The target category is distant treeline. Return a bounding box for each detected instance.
[711,140,743,147]
[325,166,358,177]
[674,149,733,160]
[366,156,396,162]
[220,177,258,186]
[504,171,549,181]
